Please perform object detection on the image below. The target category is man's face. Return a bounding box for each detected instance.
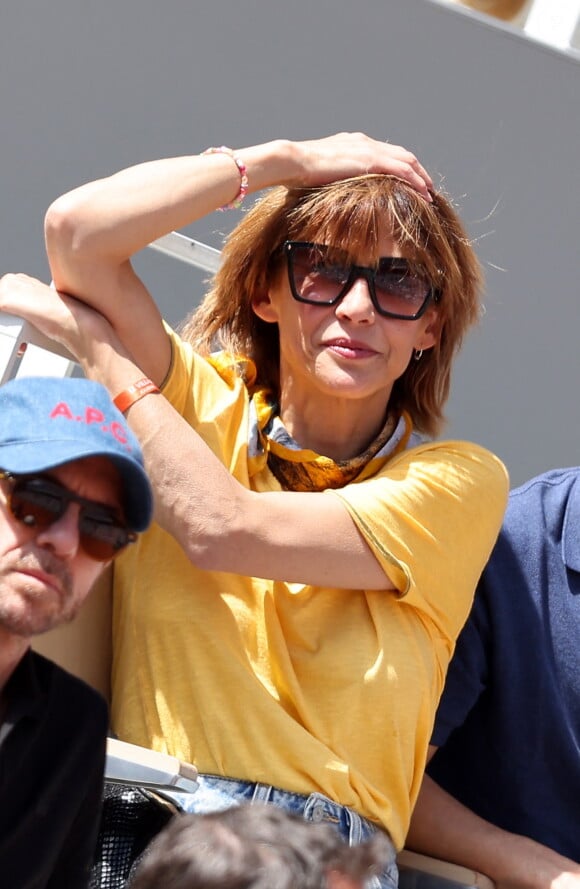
[0,456,124,639]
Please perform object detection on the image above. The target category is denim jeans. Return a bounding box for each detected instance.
[167,774,399,889]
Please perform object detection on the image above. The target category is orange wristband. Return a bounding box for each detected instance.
[113,378,160,414]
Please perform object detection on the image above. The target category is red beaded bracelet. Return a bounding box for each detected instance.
[113,378,160,414]
[202,145,248,210]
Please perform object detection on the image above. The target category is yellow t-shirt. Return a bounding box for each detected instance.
[111,328,508,849]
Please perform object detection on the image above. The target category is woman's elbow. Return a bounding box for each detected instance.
[45,196,80,256]
[44,192,101,264]
[179,531,233,573]
[173,511,246,574]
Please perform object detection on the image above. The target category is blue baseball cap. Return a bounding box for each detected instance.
[0,376,153,532]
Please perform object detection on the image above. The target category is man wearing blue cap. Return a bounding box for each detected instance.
[0,376,153,889]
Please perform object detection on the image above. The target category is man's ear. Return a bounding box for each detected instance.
[251,291,279,324]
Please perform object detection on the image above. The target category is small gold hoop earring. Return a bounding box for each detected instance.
[414,349,423,361]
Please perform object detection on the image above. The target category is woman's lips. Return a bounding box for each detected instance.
[324,339,378,359]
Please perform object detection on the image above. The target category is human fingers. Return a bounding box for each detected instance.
[0,273,83,350]
[380,141,434,194]
[294,132,433,200]
[0,273,55,322]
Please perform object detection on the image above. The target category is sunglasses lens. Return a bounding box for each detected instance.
[11,485,64,529]
[374,264,431,318]
[79,512,135,561]
[289,244,349,304]
[10,478,134,562]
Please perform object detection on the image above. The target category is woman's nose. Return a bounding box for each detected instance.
[335,275,375,322]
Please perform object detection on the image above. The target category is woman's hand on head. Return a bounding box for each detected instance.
[284,132,434,200]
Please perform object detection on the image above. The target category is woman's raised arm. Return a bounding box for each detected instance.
[44,133,433,383]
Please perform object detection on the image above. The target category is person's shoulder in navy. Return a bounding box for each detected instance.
[427,466,580,860]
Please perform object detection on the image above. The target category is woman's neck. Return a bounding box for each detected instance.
[278,395,392,461]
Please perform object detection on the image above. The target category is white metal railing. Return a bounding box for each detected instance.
[0,315,77,384]
[148,231,221,274]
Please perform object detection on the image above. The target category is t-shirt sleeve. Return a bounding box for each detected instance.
[330,440,509,643]
[158,324,251,473]
[161,323,243,418]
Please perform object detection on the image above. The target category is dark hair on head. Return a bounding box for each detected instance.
[179,175,482,437]
[128,803,392,889]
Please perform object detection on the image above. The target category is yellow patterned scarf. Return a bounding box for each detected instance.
[249,389,415,493]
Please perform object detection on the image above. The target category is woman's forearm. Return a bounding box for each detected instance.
[45,140,295,275]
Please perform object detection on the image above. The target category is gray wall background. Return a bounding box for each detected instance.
[2,0,579,486]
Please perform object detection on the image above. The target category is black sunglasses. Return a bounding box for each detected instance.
[284,241,438,321]
[0,471,136,562]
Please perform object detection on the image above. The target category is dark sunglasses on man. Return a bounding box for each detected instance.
[284,240,439,321]
[0,471,136,562]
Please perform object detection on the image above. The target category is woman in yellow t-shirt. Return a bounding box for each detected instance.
[1,133,508,888]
